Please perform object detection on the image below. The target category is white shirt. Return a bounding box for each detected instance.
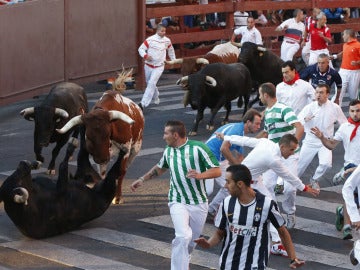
[334,122,360,166]
[138,33,176,67]
[342,165,360,222]
[276,79,315,115]
[279,18,305,43]
[233,26,263,45]
[223,136,305,191]
[298,100,347,146]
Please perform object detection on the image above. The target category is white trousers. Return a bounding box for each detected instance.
[301,41,311,66]
[208,160,229,214]
[338,68,360,107]
[141,64,164,107]
[281,41,300,62]
[298,141,332,181]
[169,202,208,270]
[263,153,299,215]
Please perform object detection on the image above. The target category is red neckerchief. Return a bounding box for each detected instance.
[348,117,360,141]
[283,72,300,85]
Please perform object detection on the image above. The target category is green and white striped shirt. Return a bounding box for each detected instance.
[264,102,299,143]
[158,139,219,205]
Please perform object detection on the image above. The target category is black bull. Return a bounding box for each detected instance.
[20,82,88,175]
[0,144,127,239]
[177,62,252,136]
[236,42,284,107]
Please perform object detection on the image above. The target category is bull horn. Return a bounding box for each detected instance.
[55,108,69,118]
[109,111,135,124]
[205,76,217,87]
[56,115,83,134]
[13,187,29,205]
[231,41,242,48]
[165,59,183,65]
[196,58,209,65]
[257,46,267,52]
[176,76,189,86]
[20,107,35,121]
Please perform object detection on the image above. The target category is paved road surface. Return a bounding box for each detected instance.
[0,73,358,270]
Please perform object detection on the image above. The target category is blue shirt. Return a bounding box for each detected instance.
[300,63,342,89]
[206,123,244,161]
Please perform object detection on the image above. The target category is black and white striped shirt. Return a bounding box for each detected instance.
[215,191,285,270]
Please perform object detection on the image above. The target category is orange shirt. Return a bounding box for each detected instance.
[341,39,360,70]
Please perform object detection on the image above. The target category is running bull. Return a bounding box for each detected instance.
[20,82,88,175]
[233,41,284,107]
[0,143,128,239]
[177,62,252,136]
[166,41,239,76]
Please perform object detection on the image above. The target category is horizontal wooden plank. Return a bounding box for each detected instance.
[236,1,312,11]
[168,28,232,44]
[316,0,360,8]
[146,1,233,18]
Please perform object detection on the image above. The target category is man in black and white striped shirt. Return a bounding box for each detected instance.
[195,164,305,270]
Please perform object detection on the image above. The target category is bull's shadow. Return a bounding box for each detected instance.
[0,143,127,239]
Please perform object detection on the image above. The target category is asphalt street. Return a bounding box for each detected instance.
[0,70,356,270]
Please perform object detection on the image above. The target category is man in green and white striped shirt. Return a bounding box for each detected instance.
[131,120,221,270]
[257,82,304,254]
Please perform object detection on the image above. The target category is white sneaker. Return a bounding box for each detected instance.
[271,243,288,257]
[310,178,320,191]
[154,97,160,105]
[333,170,345,186]
[286,214,296,229]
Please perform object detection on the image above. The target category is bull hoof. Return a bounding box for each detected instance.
[221,120,229,126]
[112,197,125,205]
[206,124,214,131]
[46,169,56,175]
[188,131,197,136]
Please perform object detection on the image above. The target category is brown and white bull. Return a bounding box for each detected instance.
[166,41,239,76]
[57,90,144,204]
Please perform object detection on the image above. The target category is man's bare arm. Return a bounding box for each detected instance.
[310,127,340,150]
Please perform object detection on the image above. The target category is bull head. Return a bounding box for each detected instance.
[56,111,134,134]
[12,187,29,205]
[20,107,69,122]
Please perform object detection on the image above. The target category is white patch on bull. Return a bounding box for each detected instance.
[99,164,107,179]
[99,92,107,101]
[112,94,139,115]
[114,93,122,104]
[132,138,142,157]
[209,42,239,58]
